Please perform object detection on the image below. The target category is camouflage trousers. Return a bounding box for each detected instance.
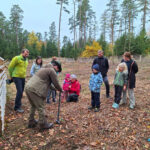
[25,89,46,124]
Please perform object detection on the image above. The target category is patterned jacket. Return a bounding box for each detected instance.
[89,72,103,93]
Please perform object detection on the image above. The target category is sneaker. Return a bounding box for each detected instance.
[88,106,95,110]
[94,108,100,112]
[15,108,24,113]
[129,105,134,109]
[112,103,119,109]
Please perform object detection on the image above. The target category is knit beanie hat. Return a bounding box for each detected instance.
[92,64,100,71]
[65,73,70,79]
[70,74,77,79]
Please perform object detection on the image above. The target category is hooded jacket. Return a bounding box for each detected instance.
[89,72,103,93]
[121,59,138,88]
[25,64,62,98]
[69,80,80,96]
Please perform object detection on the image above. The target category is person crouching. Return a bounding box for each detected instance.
[67,74,81,102]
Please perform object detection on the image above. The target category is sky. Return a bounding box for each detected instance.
[0,0,108,41]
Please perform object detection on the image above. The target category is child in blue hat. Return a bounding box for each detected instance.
[89,64,103,112]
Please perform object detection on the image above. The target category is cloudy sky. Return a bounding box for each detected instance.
[1,0,108,41]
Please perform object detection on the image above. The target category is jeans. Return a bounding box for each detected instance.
[91,91,100,108]
[67,93,78,102]
[46,90,56,103]
[13,77,25,110]
[114,85,123,104]
[103,76,110,96]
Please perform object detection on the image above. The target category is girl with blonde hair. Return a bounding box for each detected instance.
[112,62,128,109]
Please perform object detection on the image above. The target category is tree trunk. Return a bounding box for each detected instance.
[84,13,86,46]
[58,0,63,57]
[143,0,147,31]
[73,0,76,49]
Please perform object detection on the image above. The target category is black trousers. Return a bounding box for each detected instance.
[13,77,25,110]
[67,93,78,102]
[114,85,123,104]
[103,76,110,96]
[91,92,100,108]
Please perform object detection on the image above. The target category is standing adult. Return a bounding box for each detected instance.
[30,56,43,76]
[8,49,29,113]
[120,52,138,109]
[25,61,62,130]
[92,50,110,98]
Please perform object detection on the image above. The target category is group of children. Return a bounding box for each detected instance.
[30,56,130,111]
[88,62,128,112]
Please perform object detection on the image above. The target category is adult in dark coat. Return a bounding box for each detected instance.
[92,50,110,98]
[120,52,138,109]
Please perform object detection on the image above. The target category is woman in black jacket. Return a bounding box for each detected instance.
[120,52,138,109]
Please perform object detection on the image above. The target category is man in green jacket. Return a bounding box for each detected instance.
[25,61,62,130]
[8,49,29,113]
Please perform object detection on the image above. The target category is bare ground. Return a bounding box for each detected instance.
[0,58,150,150]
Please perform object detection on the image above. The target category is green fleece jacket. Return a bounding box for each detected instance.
[8,55,28,78]
[113,70,128,87]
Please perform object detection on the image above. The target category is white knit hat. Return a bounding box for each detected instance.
[70,74,77,79]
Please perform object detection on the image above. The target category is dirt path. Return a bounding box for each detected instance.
[1,59,150,150]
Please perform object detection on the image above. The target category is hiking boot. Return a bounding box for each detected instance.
[94,108,100,112]
[112,103,119,109]
[39,122,53,130]
[88,106,95,110]
[15,108,24,113]
[28,119,38,128]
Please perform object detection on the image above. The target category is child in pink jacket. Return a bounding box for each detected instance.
[62,74,71,102]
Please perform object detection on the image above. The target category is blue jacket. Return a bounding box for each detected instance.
[30,63,41,76]
[89,72,103,93]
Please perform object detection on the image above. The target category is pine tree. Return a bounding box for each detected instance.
[56,0,70,57]
[10,5,24,49]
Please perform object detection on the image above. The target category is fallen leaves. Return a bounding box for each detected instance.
[2,60,150,150]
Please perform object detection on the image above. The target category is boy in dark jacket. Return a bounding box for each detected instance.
[120,52,138,109]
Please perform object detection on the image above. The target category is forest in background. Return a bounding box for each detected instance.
[1,0,150,59]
